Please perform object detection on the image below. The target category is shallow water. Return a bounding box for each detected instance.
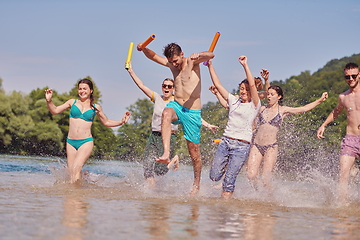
[1,154,360,239]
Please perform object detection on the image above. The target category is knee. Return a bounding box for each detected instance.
[210,170,222,182]
[247,168,258,180]
[162,109,173,121]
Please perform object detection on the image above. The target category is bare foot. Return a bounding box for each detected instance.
[156,153,171,164]
[213,182,222,189]
[189,185,200,197]
[167,155,179,171]
[221,191,233,200]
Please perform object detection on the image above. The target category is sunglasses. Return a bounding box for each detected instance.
[344,73,359,80]
[162,84,174,89]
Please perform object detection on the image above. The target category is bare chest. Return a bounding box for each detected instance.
[343,92,360,112]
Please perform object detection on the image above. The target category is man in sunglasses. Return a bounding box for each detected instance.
[317,62,360,203]
[137,42,214,196]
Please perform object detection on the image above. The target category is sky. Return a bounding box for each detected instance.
[0,0,359,124]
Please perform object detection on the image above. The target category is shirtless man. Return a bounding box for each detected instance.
[317,62,360,202]
[137,42,214,195]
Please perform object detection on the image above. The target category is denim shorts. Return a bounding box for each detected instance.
[209,136,250,192]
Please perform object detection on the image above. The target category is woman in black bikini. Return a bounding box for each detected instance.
[247,85,328,189]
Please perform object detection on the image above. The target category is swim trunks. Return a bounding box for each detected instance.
[165,100,201,143]
[340,134,360,158]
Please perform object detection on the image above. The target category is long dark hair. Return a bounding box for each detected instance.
[268,85,284,105]
[78,78,98,111]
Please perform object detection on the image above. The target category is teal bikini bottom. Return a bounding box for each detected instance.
[66,137,94,150]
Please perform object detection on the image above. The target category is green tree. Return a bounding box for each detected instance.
[116,98,154,159]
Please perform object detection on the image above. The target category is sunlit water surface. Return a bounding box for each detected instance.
[1,154,360,239]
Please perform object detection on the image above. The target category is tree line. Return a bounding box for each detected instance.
[1,53,359,173]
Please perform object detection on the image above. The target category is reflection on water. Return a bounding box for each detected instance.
[185,204,200,237]
[1,155,360,239]
[61,189,89,240]
[141,202,170,240]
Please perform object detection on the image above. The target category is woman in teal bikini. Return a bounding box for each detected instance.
[247,85,328,190]
[45,78,131,183]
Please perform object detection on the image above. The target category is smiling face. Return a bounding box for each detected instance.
[162,79,174,99]
[167,53,184,70]
[239,82,251,103]
[78,83,93,99]
[344,68,360,89]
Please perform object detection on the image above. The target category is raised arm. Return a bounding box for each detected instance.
[238,56,259,107]
[96,104,131,127]
[258,68,270,99]
[261,68,270,90]
[137,44,168,67]
[283,92,328,116]
[209,85,228,109]
[317,96,344,139]
[45,89,72,115]
[190,51,215,65]
[126,63,153,99]
[206,59,229,101]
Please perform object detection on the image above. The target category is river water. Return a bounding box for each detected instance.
[1,154,360,239]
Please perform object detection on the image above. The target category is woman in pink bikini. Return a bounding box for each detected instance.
[247,85,328,190]
[45,78,130,183]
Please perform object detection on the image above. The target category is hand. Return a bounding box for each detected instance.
[122,111,131,124]
[136,43,143,51]
[238,55,247,66]
[320,92,328,102]
[205,59,212,67]
[317,126,325,139]
[190,53,200,60]
[209,85,218,95]
[44,89,53,102]
[125,61,132,72]
[260,69,269,81]
[207,124,220,133]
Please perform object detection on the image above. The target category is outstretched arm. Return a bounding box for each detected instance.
[137,44,168,67]
[238,56,259,107]
[97,104,131,127]
[317,96,344,139]
[284,92,328,115]
[126,63,153,99]
[45,89,72,114]
[209,85,228,109]
[206,60,229,101]
[202,118,220,133]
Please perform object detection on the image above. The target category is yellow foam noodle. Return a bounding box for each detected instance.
[125,42,134,69]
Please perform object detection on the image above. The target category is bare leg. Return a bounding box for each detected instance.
[157,108,177,164]
[66,141,93,184]
[247,145,263,190]
[261,146,278,192]
[145,177,156,188]
[338,155,356,203]
[187,140,202,196]
[167,155,179,171]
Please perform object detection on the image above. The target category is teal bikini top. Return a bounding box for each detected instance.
[69,99,96,122]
